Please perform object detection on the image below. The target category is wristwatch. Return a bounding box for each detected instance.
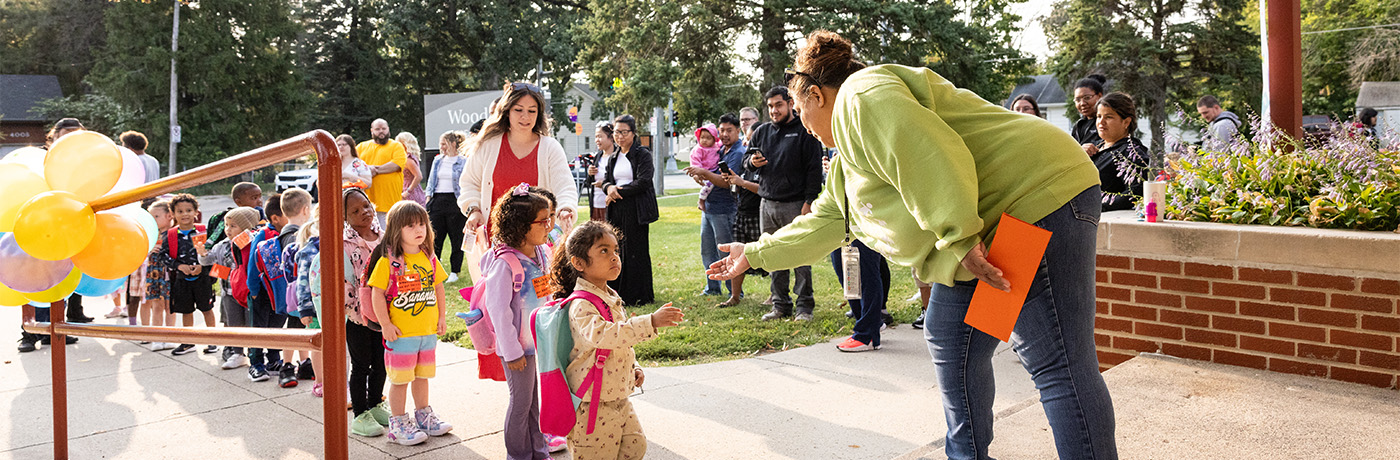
[465,205,480,216]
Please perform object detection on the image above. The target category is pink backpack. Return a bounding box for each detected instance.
[531,290,610,437]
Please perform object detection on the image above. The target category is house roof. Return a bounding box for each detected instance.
[0,75,63,122]
[1356,82,1400,109]
[1005,74,1067,107]
[570,82,601,102]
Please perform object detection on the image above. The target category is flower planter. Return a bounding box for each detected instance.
[1094,211,1400,389]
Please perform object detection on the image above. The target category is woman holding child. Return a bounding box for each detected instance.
[707,31,1118,460]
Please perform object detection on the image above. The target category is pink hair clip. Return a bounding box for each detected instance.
[512,182,531,196]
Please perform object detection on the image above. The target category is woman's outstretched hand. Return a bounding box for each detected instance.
[960,242,1011,292]
[706,243,750,280]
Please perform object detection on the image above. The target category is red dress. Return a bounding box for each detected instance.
[483,140,540,238]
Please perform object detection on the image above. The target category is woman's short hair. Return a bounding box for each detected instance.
[614,115,637,134]
[1010,94,1041,117]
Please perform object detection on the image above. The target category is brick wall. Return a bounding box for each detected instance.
[1094,254,1400,389]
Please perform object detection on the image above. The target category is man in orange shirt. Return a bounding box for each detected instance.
[356,119,409,226]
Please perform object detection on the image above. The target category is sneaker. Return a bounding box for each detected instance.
[907,291,923,302]
[297,358,315,380]
[836,336,878,352]
[760,310,789,321]
[446,272,459,284]
[203,345,219,354]
[172,344,197,355]
[151,342,175,351]
[413,405,453,436]
[222,352,248,370]
[40,335,79,345]
[138,341,151,345]
[845,309,855,318]
[882,312,895,327]
[386,413,428,446]
[18,334,38,353]
[278,363,299,388]
[369,401,392,426]
[311,382,325,398]
[248,364,269,382]
[67,315,95,323]
[266,360,284,373]
[912,311,925,330]
[351,411,384,437]
[546,434,568,453]
[794,312,814,322]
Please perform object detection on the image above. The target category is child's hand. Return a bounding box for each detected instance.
[300,316,312,326]
[649,303,683,328]
[437,317,447,335]
[634,367,645,387]
[380,322,400,342]
[506,357,526,371]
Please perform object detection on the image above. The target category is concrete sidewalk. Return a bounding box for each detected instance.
[0,309,1038,460]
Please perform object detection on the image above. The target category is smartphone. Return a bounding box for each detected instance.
[717,161,732,175]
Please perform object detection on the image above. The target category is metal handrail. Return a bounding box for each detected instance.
[21,130,348,460]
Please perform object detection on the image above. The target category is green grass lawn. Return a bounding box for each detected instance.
[437,188,924,366]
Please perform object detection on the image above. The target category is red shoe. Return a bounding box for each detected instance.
[836,336,878,352]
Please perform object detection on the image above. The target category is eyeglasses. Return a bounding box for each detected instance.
[614,129,633,135]
[511,82,544,95]
[784,68,815,85]
[532,214,556,226]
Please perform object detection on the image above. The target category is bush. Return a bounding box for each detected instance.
[1164,122,1400,231]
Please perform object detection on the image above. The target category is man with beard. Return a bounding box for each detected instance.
[747,87,824,322]
[357,119,409,225]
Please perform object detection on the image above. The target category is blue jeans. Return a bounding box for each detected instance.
[828,239,886,346]
[925,186,1116,460]
[700,210,736,295]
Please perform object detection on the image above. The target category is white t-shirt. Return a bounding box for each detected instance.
[435,156,460,192]
[138,154,161,183]
[613,152,635,187]
[592,152,612,206]
[343,158,374,187]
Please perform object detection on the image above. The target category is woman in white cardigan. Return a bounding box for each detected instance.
[457,82,579,239]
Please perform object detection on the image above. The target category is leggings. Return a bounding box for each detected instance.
[347,319,387,416]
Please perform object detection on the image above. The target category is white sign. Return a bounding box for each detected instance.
[171,125,182,144]
[423,91,503,150]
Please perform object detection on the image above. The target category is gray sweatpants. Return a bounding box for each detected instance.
[502,355,549,460]
[759,199,814,315]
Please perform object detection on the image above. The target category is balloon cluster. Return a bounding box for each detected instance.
[0,132,158,308]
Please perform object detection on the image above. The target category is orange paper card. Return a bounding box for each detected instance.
[964,213,1052,342]
[210,264,232,280]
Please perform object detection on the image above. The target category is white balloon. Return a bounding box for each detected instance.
[0,147,47,175]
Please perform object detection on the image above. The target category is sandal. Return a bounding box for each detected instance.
[715,298,742,308]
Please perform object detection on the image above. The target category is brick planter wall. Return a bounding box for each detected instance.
[1093,212,1400,389]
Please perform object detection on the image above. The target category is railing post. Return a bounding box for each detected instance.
[310,131,350,460]
[51,300,68,460]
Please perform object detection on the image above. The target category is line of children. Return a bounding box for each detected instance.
[292,207,321,395]
[200,206,262,369]
[247,188,317,387]
[366,200,453,445]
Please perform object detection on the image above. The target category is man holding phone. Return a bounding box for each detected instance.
[684,113,748,302]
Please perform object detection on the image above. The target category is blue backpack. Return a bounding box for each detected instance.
[279,240,303,317]
[252,229,288,311]
[531,290,610,437]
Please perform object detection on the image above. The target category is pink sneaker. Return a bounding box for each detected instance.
[836,336,878,352]
[311,383,324,398]
[546,434,568,453]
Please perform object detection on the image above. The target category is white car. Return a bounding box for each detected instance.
[275,168,318,196]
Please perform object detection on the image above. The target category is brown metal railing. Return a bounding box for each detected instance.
[22,130,349,460]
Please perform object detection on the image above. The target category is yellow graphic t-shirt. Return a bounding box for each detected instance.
[367,251,448,337]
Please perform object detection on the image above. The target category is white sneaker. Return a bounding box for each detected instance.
[222,353,248,370]
[906,291,922,302]
[151,342,175,351]
[446,273,459,284]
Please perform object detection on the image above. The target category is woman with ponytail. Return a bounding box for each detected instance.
[707,30,1118,460]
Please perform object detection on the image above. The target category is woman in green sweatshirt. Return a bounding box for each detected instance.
[707,31,1118,460]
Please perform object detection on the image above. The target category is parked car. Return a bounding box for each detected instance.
[275,168,318,198]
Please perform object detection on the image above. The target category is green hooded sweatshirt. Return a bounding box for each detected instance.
[744,65,1100,286]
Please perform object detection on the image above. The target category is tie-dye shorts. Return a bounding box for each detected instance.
[384,334,437,385]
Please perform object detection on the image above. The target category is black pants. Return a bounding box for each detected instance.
[347,319,387,416]
[246,293,287,366]
[428,193,466,273]
[607,217,654,306]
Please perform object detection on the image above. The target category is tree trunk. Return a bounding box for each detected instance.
[757,0,787,91]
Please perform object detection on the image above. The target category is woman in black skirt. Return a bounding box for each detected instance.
[598,115,659,305]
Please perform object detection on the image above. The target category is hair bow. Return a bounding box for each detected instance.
[512,182,531,196]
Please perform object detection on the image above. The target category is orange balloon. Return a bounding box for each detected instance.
[0,163,51,232]
[72,212,149,280]
[13,191,96,261]
[44,131,122,202]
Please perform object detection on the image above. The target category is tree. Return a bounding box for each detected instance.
[1301,0,1400,117]
[88,0,309,169]
[576,0,1033,128]
[1044,0,1262,151]
[0,0,110,96]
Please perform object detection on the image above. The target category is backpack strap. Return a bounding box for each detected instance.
[566,290,615,434]
[167,228,179,259]
[492,246,528,293]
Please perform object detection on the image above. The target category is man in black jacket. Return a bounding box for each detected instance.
[748,86,825,321]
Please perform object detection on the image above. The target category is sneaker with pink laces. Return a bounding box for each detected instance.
[546,434,568,453]
[836,336,878,352]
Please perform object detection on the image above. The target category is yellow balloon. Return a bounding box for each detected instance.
[72,213,149,280]
[24,267,81,303]
[0,282,29,307]
[0,163,51,232]
[13,191,97,261]
[0,146,48,174]
[44,131,122,202]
